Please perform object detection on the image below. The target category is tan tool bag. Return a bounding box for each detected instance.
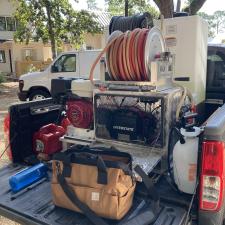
[51,148,136,224]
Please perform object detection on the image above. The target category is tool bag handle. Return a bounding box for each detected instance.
[63,152,108,185]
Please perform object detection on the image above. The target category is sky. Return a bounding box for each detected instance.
[71,0,225,15]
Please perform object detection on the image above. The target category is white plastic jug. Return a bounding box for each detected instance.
[173,127,202,194]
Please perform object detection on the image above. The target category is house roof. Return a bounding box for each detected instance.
[88,11,111,27]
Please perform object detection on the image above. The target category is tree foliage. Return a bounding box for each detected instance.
[153,0,174,18]
[105,0,159,19]
[212,11,225,34]
[198,11,225,38]
[14,0,102,58]
[106,0,208,18]
[183,0,207,15]
[153,0,207,18]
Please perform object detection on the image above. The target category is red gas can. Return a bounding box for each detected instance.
[33,124,65,155]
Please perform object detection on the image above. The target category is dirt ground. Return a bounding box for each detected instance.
[0,82,21,225]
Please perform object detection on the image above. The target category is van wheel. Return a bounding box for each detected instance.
[29,90,50,101]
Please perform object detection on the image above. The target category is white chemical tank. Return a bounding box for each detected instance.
[155,16,208,105]
[173,127,202,194]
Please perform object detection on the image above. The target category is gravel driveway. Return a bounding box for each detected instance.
[0,82,21,225]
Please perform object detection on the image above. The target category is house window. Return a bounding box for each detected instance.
[0,50,6,63]
[0,17,17,31]
[22,49,36,60]
[0,17,6,31]
[25,49,32,58]
[6,17,16,31]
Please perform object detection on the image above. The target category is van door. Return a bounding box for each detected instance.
[49,53,79,82]
[79,51,101,79]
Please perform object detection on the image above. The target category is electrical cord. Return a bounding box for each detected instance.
[0,134,17,159]
[167,127,186,192]
[184,181,198,225]
[176,87,187,122]
[173,83,195,122]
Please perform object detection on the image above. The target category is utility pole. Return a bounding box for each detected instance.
[125,0,128,16]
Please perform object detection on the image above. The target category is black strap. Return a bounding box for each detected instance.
[134,165,160,212]
[53,149,133,177]
[57,173,108,225]
[61,153,108,185]
[96,156,108,184]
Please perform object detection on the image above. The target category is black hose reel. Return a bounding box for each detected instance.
[109,12,153,34]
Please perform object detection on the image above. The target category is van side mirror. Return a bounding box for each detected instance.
[51,65,58,73]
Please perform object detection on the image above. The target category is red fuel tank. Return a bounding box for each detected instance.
[33,124,65,155]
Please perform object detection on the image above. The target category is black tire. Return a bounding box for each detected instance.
[29,89,51,101]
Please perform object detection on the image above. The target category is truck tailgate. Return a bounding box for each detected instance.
[0,164,189,225]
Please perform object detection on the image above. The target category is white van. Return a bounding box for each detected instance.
[18,50,101,101]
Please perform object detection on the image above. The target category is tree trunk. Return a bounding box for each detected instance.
[183,0,207,15]
[153,0,174,18]
[125,0,128,16]
[44,0,57,59]
[176,0,181,12]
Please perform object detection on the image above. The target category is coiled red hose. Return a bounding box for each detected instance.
[89,28,150,82]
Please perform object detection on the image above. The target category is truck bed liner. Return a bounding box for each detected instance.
[0,164,190,225]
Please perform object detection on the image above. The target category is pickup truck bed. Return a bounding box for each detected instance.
[0,99,195,225]
[0,163,192,225]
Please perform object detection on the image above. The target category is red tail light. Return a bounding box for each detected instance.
[3,114,12,161]
[199,141,225,211]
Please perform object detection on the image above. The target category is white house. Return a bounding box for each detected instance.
[0,0,17,41]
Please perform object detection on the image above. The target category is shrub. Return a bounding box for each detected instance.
[25,64,40,74]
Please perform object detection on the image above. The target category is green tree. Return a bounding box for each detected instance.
[212,11,225,34]
[153,0,207,18]
[14,0,102,58]
[105,0,159,18]
[198,12,215,37]
[183,0,207,16]
[198,11,225,37]
[106,0,208,18]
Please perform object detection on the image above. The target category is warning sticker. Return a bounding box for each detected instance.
[36,140,44,152]
[166,25,177,35]
[165,37,177,48]
[91,192,100,201]
[188,164,197,182]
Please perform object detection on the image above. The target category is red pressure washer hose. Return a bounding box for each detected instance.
[89,29,151,82]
